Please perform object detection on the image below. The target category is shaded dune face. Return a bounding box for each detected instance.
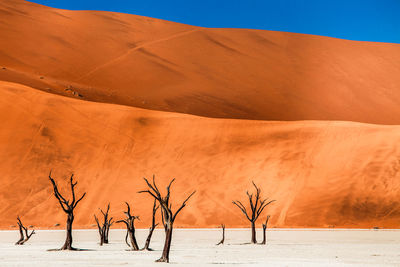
[1,0,400,124]
[1,81,400,229]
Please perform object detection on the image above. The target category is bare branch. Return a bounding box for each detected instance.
[151,174,160,195]
[255,199,276,220]
[94,215,101,231]
[124,202,131,217]
[116,220,129,227]
[73,192,86,208]
[138,189,159,200]
[143,177,161,199]
[172,190,196,221]
[49,172,70,213]
[165,178,176,201]
[232,200,251,221]
[70,174,76,205]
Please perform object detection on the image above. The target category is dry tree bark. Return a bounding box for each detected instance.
[15,216,35,245]
[94,203,113,246]
[94,214,104,246]
[216,224,225,245]
[104,216,113,244]
[48,171,86,250]
[141,199,159,251]
[15,217,24,245]
[261,215,270,245]
[116,202,140,251]
[232,181,275,244]
[139,175,196,263]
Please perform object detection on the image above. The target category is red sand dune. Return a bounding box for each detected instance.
[1,0,400,229]
[1,0,400,124]
[1,81,400,229]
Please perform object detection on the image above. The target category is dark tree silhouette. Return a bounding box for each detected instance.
[116,202,140,250]
[216,224,225,245]
[232,181,275,244]
[261,215,270,245]
[15,216,35,245]
[15,217,24,245]
[49,171,86,250]
[141,199,159,251]
[139,175,195,263]
[104,214,113,244]
[94,203,113,246]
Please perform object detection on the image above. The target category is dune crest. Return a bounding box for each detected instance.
[1,0,400,123]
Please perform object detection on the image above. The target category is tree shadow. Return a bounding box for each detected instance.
[47,248,95,251]
[225,242,255,246]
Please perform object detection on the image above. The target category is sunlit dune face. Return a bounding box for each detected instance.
[0,0,400,229]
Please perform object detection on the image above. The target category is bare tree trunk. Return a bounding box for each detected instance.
[216,224,225,245]
[94,215,104,246]
[15,223,24,245]
[251,221,256,244]
[261,224,266,245]
[104,223,111,244]
[117,202,139,251]
[143,226,156,251]
[20,227,35,245]
[142,200,159,251]
[61,213,74,250]
[104,217,113,244]
[100,228,105,246]
[157,223,173,263]
[128,228,139,250]
[261,215,270,245]
[15,217,35,245]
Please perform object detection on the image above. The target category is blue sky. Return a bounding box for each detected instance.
[30,0,400,43]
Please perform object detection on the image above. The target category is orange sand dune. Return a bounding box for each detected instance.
[1,81,400,229]
[1,0,400,124]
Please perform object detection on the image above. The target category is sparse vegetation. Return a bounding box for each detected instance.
[261,215,270,245]
[12,172,279,265]
[139,175,195,263]
[48,171,86,250]
[141,200,159,251]
[94,203,113,246]
[15,216,35,245]
[232,181,275,244]
[216,224,225,245]
[116,202,140,250]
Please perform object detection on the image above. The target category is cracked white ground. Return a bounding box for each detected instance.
[1,229,399,266]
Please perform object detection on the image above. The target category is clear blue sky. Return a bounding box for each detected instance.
[30,0,400,43]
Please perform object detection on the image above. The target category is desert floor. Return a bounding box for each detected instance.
[0,229,399,266]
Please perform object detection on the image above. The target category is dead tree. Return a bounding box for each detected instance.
[94,214,104,246]
[139,175,196,263]
[141,200,159,251]
[261,215,270,245]
[232,181,275,244]
[15,217,24,245]
[216,224,225,245]
[104,216,113,244]
[116,202,140,250]
[49,171,86,250]
[21,225,35,245]
[94,203,113,246]
[15,217,35,245]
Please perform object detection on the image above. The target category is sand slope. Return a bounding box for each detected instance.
[1,0,400,123]
[1,81,400,229]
